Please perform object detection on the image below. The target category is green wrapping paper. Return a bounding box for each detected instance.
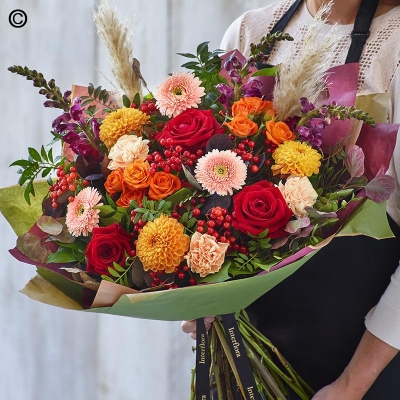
[0,181,393,321]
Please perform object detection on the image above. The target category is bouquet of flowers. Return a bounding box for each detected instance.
[1,2,398,399]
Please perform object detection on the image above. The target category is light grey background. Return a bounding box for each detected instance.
[0,1,273,399]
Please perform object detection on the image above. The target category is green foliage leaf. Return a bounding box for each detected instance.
[252,66,279,77]
[165,188,195,206]
[94,85,102,99]
[197,42,209,56]
[10,159,31,167]
[177,52,197,59]
[28,147,41,162]
[133,93,141,107]
[108,267,121,278]
[86,105,96,115]
[47,247,78,263]
[122,95,131,108]
[113,262,125,273]
[199,261,231,283]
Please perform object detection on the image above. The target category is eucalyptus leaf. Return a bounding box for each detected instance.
[344,145,365,179]
[37,215,63,236]
[17,232,51,263]
[365,174,396,203]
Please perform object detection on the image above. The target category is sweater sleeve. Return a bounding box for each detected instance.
[365,64,400,350]
[365,264,400,349]
[220,14,244,52]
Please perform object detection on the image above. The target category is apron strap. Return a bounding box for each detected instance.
[263,0,380,66]
[270,0,304,34]
[345,0,380,63]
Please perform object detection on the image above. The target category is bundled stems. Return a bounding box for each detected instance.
[191,311,314,400]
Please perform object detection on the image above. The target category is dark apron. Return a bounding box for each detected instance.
[248,0,400,398]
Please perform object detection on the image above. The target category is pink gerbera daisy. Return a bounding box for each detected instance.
[66,187,103,236]
[194,149,247,196]
[155,72,205,118]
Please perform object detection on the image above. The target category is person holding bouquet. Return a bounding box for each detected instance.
[182,0,400,398]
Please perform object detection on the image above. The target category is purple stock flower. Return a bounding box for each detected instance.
[63,90,72,103]
[285,116,301,131]
[217,84,234,98]
[52,113,76,134]
[70,97,84,122]
[229,70,241,84]
[297,125,323,147]
[309,118,327,130]
[224,55,242,72]
[91,119,100,140]
[300,97,315,113]
[43,100,58,108]
[75,143,103,163]
[63,131,82,144]
[216,84,234,108]
[65,135,103,163]
[63,131,103,163]
[241,79,263,97]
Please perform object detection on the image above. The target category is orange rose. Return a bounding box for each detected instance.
[104,169,124,195]
[123,159,151,190]
[265,120,296,145]
[116,184,146,208]
[224,115,259,138]
[232,97,275,117]
[148,172,182,200]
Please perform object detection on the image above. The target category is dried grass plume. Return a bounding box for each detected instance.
[93,0,142,100]
[273,1,344,120]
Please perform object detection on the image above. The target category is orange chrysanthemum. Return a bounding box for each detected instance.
[99,108,150,150]
[136,215,190,273]
[271,140,322,177]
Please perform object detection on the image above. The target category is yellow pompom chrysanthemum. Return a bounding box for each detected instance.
[271,140,322,177]
[136,215,190,273]
[99,107,150,150]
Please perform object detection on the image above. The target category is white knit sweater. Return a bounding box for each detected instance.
[221,0,400,349]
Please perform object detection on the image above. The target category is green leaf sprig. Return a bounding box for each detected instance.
[130,197,173,224]
[10,145,62,204]
[80,83,118,114]
[178,42,226,110]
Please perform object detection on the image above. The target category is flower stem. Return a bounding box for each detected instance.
[212,320,246,399]
[190,367,196,400]
[244,341,287,399]
[239,314,314,397]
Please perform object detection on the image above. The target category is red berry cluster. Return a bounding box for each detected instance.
[176,263,197,286]
[49,165,88,209]
[196,206,249,255]
[230,137,261,173]
[149,270,172,288]
[170,196,206,220]
[130,99,158,116]
[262,134,278,166]
[140,100,158,115]
[147,140,204,174]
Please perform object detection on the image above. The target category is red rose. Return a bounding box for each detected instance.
[156,109,226,151]
[232,181,293,238]
[86,223,132,276]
